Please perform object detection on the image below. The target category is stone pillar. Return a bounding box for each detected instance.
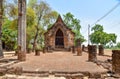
[18,52,26,61]
[99,45,104,55]
[82,45,85,51]
[43,47,46,54]
[77,46,82,56]
[68,47,71,52]
[72,46,75,53]
[76,39,82,56]
[76,39,81,46]
[17,46,26,61]
[88,45,97,62]
[35,50,40,56]
[18,51,26,61]
[112,50,120,74]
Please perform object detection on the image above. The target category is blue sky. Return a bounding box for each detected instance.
[43,0,120,44]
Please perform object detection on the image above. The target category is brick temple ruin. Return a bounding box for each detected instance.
[44,15,75,50]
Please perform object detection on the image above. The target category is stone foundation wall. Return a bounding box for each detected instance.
[0,67,119,78]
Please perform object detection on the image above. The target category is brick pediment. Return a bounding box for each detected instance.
[45,15,75,36]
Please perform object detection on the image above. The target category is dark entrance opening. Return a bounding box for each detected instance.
[55,29,64,48]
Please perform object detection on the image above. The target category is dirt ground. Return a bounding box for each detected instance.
[6,50,112,73]
[103,49,112,56]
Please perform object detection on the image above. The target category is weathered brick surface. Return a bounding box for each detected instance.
[82,45,85,51]
[88,45,97,62]
[35,50,40,56]
[18,52,26,61]
[72,46,75,53]
[112,50,120,74]
[77,46,82,56]
[76,39,82,56]
[17,46,26,61]
[99,45,104,55]
[89,72,102,78]
[43,47,46,54]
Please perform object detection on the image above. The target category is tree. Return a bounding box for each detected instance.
[5,0,18,20]
[0,0,4,57]
[63,12,74,29]
[63,12,85,44]
[43,11,58,29]
[26,7,36,48]
[2,19,17,50]
[28,0,37,8]
[0,0,18,51]
[116,42,120,48]
[90,24,117,46]
[0,1,37,51]
[28,1,58,51]
[32,1,50,51]
[91,24,103,32]
[3,0,57,52]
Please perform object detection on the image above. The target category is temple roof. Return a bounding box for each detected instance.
[44,15,75,35]
[56,15,63,23]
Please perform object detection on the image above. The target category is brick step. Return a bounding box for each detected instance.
[23,71,49,77]
[23,70,84,77]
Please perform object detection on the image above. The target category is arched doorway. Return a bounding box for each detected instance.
[55,29,64,48]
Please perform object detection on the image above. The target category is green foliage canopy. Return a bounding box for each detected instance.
[63,12,85,43]
[90,24,117,45]
[2,19,17,50]
[117,42,120,48]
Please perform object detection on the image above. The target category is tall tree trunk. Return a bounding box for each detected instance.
[0,0,4,58]
[18,0,26,61]
[32,27,39,52]
[32,14,42,51]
